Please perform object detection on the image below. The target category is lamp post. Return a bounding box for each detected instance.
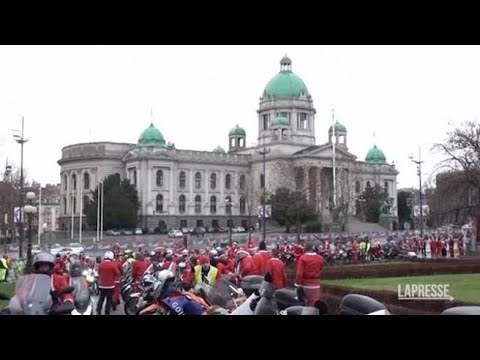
[409,147,424,237]
[13,116,28,260]
[24,191,37,273]
[256,146,270,242]
[225,197,233,246]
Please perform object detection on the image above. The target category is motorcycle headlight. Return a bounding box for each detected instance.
[82,270,89,277]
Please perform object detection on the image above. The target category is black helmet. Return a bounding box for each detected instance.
[96,256,102,263]
[70,262,82,277]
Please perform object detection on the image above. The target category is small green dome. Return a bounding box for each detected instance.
[365,145,386,164]
[229,124,246,136]
[138,123,166,148]
[263,57,309,100]
[213,146,226,154]
[272,116,290,126]
[329,121,347,133]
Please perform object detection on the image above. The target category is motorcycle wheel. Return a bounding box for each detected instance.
[124,297,139,316]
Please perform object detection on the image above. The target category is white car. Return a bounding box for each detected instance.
[134,228,143,235]
[58,247,82,257]
[32,245,42,255]
[168,230,183,238]
[69,242,85,254]
[50,243,63,256]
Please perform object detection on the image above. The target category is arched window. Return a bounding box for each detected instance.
[239,174,246,191]
[179,195,186,213]
[195,195,201,213]
[133,170,137,186]
[156,170,163,187]
[240,197,246,214]
[72,174,77,191]
[83,173,90,190]
[384,181,389,194]
[156,194,163,212]
[225,196,232,215]
[225,174,231,190]
[366,181,371,188]
[63,196,67,214]
[355,181,361,194]
[63,175,67,191]
[179,171,186,188]
[73,196,76,214]
[210,196,216,214]
[210,173,216,190]
[260,174,265,188]
[195,172,201,189]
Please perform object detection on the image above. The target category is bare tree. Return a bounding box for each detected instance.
[237,174,262,238]
[433,120,480,250]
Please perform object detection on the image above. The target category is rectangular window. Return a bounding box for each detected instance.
[212,219,219,228]
[260,174,265,188]
[196,219,203,227]
[297,112,308,129]
[180,220,187,228]
[241,220,248,229]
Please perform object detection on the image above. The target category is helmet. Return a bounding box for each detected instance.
[181,249,189,256]
[33,252,54,274]
[104,251,114,260]
[165,253,173,260]
[156,269,175,283]
[96,256,102,263]
[178,261,186,269]
[209,249,218,257]
[142,274,156,287]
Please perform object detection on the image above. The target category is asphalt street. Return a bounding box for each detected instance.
[92,295,126,315]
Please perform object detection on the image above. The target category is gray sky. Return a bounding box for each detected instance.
[0,45,478,189]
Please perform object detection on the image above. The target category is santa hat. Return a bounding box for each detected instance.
[199,255,210,265]
[236,250,249,258]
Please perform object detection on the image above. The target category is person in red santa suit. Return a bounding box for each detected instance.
[430,237,437,257]
[252,241,272,275]
[295,241,324,307]
[247,239,255,251]
[217,255,232,275]
[351,239,359,263]
[131,253,149,292]
[265,248,287,290]
[458,237,465,256]
[293,241,304,262]
[448,237,455,258]
[111,255,123,311]
[234,250,257,283]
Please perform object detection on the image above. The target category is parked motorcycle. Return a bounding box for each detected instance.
[70,275,94,315]
[82,268,99,296]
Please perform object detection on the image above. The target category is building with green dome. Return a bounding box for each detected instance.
[57,55,398,231]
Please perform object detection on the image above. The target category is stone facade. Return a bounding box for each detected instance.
[57,56,399,231]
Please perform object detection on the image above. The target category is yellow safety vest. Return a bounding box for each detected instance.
[194,265,218,286]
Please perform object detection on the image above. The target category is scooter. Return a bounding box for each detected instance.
[70,275,94,315]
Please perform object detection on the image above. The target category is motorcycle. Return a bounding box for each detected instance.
[1,274,75,315]
[124,274,159,315]
[82,268,99,296]
[70,275,94,315]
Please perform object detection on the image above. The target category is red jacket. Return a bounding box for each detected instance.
[238,256,257,278]
[114,260,123,283]
[98,260,121,289]
[265,258,287,290]
[217,262,231,275]
[132,259,149,283]
[252,251,272,275]
[295,252,324,288]
[52,273,74,304]
[181,267,195,284]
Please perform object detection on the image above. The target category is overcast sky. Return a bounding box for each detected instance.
[0,45,478,189]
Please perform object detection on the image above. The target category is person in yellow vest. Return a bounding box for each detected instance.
[194,255,220,286]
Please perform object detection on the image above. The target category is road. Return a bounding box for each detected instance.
[91,295,125,315]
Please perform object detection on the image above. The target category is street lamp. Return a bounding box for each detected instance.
[12,116,28,260]
[225,197,233,246]
[24,191,37,273]
[256,146,270,242]
[409,148,424,237]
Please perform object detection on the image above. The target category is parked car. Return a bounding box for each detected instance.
[50,243,63,256]
[134,228,143,235]
[168,230,183,238]
[181,227,190,234]
[69,243,85,254]
[32,245,42,255]
[58,247,82,257]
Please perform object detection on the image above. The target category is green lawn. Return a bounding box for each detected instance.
[0,282,15,309]
[323,274,480,303]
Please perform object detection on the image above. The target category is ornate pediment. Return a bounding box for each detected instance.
[294,144,357,161]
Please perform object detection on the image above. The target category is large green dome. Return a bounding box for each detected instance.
[229,124,246,136]
[365,145,386,164]
[138,123,166,148]
[272,116,290,126]
[329,121,347,133]
[263,57,309,100]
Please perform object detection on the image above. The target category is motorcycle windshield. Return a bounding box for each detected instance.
[9,274,53,315]
[207,278,238,309]
[71,277,90,310]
